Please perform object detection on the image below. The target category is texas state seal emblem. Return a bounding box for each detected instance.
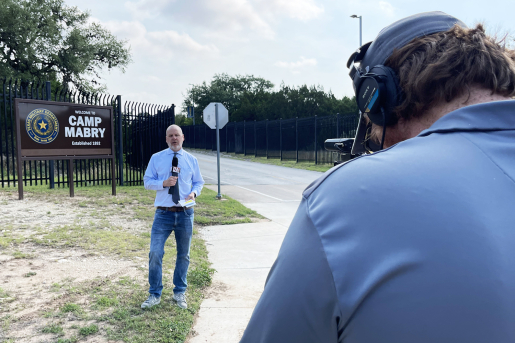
[25,108,59,144]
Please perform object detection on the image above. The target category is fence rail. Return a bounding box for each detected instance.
[180,112,359,164]
[0,79,175,188]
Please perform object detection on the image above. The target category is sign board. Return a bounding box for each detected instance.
[187,106,194,118]
[203,102,228,129]
[15,98,116,199]
[16,99,113,157]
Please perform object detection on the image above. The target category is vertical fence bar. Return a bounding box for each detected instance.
[280,118,283,161]
[336,113,340,138]
[243,120,246,156]
[117,95,124,186]
[254,120,257,157]
[296,117,298,163]
[1,80,6,187]
[314,115,318,165]
[9,80,15,186]
[266,119,268,159]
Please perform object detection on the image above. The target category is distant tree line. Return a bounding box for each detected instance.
[177,74,358,125]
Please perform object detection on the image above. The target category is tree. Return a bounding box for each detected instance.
[0,0,131,92]
[183,73,275,124]
[182,74,358,123]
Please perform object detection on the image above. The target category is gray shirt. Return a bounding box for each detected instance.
[241,100,515,343]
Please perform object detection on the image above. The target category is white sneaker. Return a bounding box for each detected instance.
[141,295,161,309]
[173,293,187,309]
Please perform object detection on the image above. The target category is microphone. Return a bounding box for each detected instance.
[168,156,179,194]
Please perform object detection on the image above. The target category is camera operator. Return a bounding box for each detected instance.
[240,11,515,343]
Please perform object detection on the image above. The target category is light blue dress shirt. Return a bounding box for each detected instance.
[143,148,204,207]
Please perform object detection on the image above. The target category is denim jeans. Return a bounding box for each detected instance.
[148,207,194,297]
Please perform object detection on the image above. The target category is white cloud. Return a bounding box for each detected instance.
[257,0,324,21]
[124,0,171,20]
[275,56,317,74]
[378,1,395,17]
[101,20,218,59]
[123,0,324,40]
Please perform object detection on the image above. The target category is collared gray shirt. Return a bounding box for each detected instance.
[241,100,515,343]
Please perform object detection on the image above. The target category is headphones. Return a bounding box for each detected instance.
[346,12,467,154]
[347,42,403,127]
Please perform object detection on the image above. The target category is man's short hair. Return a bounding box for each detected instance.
[385,24,515,121]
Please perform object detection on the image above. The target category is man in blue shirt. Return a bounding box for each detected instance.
[241,12,515,342]
[141,124,204,310]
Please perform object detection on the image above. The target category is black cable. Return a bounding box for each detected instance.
[380,108,386,150]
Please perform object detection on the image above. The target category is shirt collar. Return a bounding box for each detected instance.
[419,100,515,137]
[167,148,184,155]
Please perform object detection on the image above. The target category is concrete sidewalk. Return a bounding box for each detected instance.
[186,184,308,343]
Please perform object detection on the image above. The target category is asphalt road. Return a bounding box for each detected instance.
[190,150,324,216]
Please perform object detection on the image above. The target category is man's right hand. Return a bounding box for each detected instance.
[163,176,178,187]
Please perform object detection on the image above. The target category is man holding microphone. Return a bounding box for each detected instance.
[141,124,204,310]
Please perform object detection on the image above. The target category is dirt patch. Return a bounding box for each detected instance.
[0,190,149,342]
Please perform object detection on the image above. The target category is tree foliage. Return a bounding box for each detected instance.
[183,74,358,124]
[0,0,131,92]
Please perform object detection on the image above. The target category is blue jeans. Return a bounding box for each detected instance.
[148,207,194,297]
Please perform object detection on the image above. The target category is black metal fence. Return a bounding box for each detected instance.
[0,79,175,188]
[181,112,358,164]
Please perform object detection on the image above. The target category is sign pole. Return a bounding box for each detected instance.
[215,104,222,199]
[68,159,74,197]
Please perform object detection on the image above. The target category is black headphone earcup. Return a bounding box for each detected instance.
[354,65,402,126]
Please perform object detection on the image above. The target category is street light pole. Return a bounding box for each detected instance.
[350,14,362,46]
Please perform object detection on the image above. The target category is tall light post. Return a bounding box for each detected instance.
[350,14,362,46]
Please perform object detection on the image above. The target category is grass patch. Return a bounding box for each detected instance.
[0,183,262,342]
[33,224,149,258]
[195,188,264,225]
[96,296,118,307]
[12,251,34,259]
[23,271,37,277]
[60,303,83,316]
[188,265,215,289]
[79,324,99,336]
[42,323,64,335]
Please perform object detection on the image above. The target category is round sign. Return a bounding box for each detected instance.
[25,108,59,144]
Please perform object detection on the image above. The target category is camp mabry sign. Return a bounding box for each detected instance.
[16,99,114,157]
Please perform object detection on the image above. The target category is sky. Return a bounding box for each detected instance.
[64,0,515,115]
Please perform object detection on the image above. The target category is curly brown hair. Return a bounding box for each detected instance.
[385,24,515,122]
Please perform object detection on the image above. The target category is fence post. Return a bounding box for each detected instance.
[266,119,269,159]
[254,120,257,157]
[336,113,340,138]
[46,81,55,189]
[226,123,228,153]
[296,117,298,163]
[280,118,283,161]
[117,95,124,186]
[243,120,246,156]
[314,115,317,165]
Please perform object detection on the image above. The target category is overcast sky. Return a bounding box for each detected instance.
[64,0,515,115]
